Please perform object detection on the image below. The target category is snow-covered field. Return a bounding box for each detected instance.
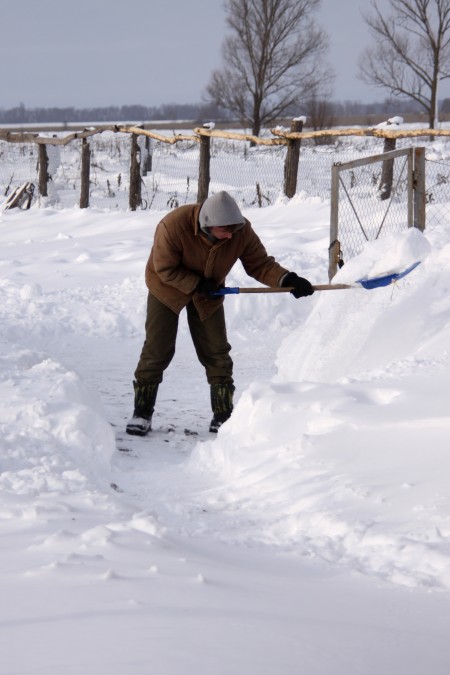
[1,175,450,671]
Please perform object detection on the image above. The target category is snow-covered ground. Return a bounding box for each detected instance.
[1,191,450,673]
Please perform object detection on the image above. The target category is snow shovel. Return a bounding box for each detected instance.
[213,261,420,295]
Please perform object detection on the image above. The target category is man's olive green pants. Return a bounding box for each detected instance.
[134,293,233,385]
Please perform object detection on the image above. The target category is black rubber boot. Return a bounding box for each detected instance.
[209,383,235,433]
[126,381,159,436]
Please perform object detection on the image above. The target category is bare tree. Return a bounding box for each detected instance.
[304,97,336,142]
[359,0,450,129]
[205,0,332,137]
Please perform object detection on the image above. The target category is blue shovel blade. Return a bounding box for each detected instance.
[356,261,421,289]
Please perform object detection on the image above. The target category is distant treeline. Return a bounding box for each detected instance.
[1,98,450,125]
[0,102,225,125]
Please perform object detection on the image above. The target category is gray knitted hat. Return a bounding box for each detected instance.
[199,191,245,232]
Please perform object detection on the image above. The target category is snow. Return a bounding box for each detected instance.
[1,186,450,673]
[375,116,404,128]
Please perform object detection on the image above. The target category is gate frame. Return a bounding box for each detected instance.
[329,146,426,281]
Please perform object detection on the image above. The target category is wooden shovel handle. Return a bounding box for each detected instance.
[236,284,353,293]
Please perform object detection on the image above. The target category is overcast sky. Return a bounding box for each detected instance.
[0,0,439,110]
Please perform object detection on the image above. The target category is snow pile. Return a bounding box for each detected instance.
[190,226,450,590]
[0,342,115,504]
[278,227,434,381]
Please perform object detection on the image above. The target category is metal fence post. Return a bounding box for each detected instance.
[329,163,341,281]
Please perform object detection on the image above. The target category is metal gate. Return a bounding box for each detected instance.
[328,147,426,280]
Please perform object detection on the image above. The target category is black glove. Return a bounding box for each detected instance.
[281,272,314,299]
[197,276,219,296]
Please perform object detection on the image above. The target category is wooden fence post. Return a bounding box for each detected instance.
[38,144,49,197]
[80,138,91,208]
[413,146,426,231]
[283,118,304,198]
[142,135,152,176]
[379,117,403,201]
[197,133,211,202]
[129,133,142,211]
[379,137,396,200]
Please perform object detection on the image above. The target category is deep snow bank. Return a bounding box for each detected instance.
[190,227,450,589]
[277,228,433,382]
[0,340,115,506]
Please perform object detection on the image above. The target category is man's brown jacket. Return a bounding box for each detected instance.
[145,203,289,320]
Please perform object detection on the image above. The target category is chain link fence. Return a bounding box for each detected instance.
[330,147,415,270]
[423,155,450,228]
[0,130,388,212]
[2,128,450,233]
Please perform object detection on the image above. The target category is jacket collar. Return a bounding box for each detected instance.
[193,203,203,236]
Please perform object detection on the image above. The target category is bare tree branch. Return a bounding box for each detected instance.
[359,0,450,128]
[204,0,333,136]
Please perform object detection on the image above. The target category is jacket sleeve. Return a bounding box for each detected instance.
[151,222,200,294]
[239,225,289,287]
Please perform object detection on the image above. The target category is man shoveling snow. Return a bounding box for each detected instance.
[126,191,314,436]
